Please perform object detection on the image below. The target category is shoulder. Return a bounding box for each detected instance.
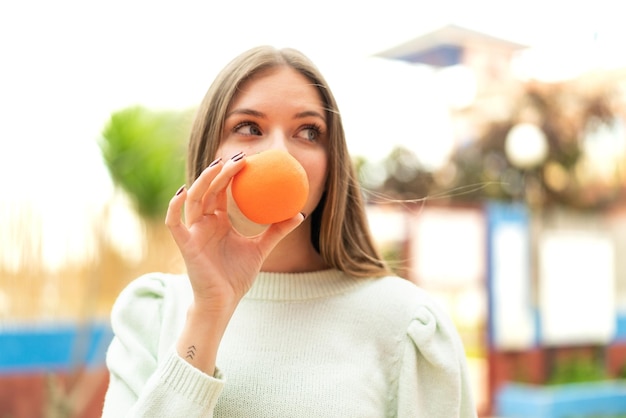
[112,272,191,318]
[110,272,192,339]
[109,272,192,359]
[358,275,440,312]
[364,276,467,364]
[357,276,460,339]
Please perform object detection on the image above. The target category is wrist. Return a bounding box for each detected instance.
[188,290,239,321]
[176,300,237,376]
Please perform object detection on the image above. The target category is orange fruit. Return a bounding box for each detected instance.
[231,149,309,224]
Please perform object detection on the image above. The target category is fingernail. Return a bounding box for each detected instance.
[209,157,222,167]
[176,185,185,196]
[231,151,245,162]
[300,212,307,220]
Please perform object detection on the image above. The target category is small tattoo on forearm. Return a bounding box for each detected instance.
[186,345,196,360]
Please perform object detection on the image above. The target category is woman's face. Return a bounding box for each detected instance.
[217,65,329,228]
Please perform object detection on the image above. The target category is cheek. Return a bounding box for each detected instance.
[301,156,328,208]
[216,143,240,160]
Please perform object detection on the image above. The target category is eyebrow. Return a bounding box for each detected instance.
[226,108,264,119]
[226,108,326,123]
[294,110,326,122]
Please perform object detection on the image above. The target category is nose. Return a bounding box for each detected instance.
[266,130,290,153]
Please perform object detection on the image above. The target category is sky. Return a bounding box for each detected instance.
[1,0,625,268]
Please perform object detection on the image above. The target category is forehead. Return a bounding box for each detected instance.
[230,66,324,110]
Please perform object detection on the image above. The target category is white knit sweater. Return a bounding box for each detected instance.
[101,270,477,417]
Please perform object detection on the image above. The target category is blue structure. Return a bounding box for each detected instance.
[497,381,626,418]
[374,23,527,68]
[0,321,112,374]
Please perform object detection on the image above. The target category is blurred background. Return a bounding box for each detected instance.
[2,0,626,417]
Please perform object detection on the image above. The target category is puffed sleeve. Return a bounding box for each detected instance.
[397,304,477,418]
[101,274,225,418]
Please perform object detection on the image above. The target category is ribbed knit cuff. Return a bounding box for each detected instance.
[159,351,225,407]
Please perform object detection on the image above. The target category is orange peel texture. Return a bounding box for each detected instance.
[232,149,309,224]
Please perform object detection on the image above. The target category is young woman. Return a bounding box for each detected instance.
[102,46,477,417]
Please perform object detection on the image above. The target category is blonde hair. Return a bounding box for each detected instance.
[187,46,391,278]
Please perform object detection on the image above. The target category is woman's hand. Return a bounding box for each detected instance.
[166,152,304,374]
[165,152,304,311]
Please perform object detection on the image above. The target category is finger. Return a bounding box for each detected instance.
[256,212,306,254]
[185,157,224,224]
[201,152,246,216]
[165,185,191,247]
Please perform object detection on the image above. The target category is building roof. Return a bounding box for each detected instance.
[375,24,528,67]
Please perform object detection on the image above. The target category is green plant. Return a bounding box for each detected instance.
[548,352,608,385]
[99,105,193,274]
[99,106,193,220]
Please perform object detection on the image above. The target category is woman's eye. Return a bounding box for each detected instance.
[298,125,322,142]
[234,122,262,136]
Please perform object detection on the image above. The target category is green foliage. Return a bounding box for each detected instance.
[548,353,608,385]
[356,81,623,211]
[443,82,622,210]
[99,106,194,219]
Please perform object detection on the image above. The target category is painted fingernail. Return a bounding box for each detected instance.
[231,151,245,162]
[209,157,222,168]
[175,185,185,196]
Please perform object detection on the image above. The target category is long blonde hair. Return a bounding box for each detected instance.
[187,46,391,278]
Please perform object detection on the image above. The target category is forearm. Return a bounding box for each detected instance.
[176,300,237,376]
[102,274,228,417]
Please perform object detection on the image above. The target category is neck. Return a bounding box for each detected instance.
[261,219,328,273]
